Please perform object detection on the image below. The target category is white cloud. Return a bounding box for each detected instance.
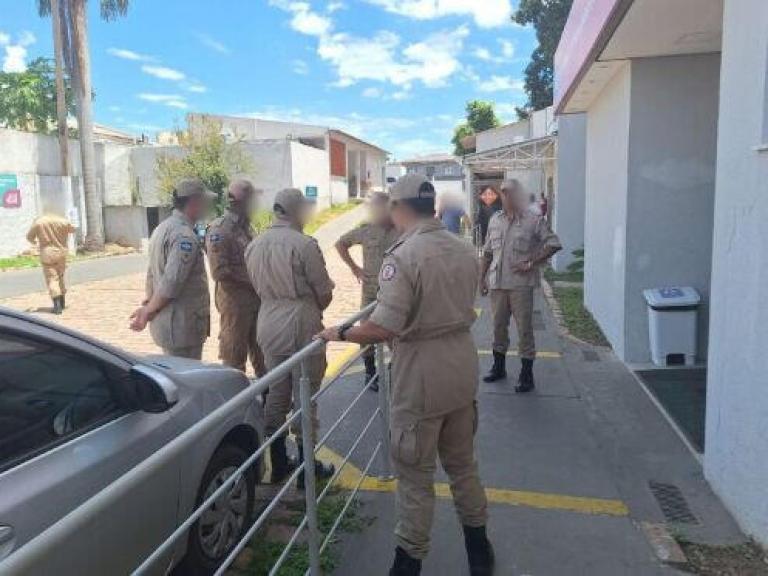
[186,84,207,93]
[365,0,512,28]
[327,1,345,12]
[472,40,515,63]
[495,102,524,122]
[195,33,230,54]
[292,59,310,75]
[499,39,514,59]
[270,1,468,89]
[1,30,36,72]
[137,93,188,109]
[108,47,153,61]
[141,65,186,81]
[362,87,382,98]
[473,47,492,61]
[108,105,122,112]
[478,75,523,93]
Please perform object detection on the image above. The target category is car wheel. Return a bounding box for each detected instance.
[179,443,256,576]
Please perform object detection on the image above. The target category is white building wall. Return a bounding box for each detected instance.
[705,0,768,547]
[102,144,133,206]
[583,64,631,358]
[104,206,148,250]
[553,113,586,271]
[476,121,530,151]
[624,53,720,362]
[289,141,331,210]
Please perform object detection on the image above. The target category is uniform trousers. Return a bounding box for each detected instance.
[490,287,536,359]
[40,247,67,299]
[216,287,265,376]
[162,345,204,360]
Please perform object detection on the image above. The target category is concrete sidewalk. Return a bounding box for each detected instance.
[316,291,745,576]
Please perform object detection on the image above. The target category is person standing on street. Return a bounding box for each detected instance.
[245,188,336,486]
[318,174,494,576]
[335,191,399,389]
[26,212,76,315]
[129,178,214,360]
[480,179,562,392]
[205,179,266,376]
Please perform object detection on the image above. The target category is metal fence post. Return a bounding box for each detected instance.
[299,360,322,575]
[375,343,394,480]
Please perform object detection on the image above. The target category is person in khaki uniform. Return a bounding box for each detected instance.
[129,178,214,359]
[205,180,266,376]
[335,191,399,389]
[480,179,562,392]
[245,188,335,486]
[26,213,76,315]
[318,174,494,576]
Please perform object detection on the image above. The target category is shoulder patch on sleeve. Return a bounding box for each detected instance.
[381,262,397,281]
[208,233,222,244]
[180,240,194,252]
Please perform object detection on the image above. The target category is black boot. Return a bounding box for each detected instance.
[297,445,335,490]
[61,294,66,309]
[52,296,63,315]
[515,358,535,393]
[364,355,379,392]
[483,351,507,383]
[389,546,421,575]
[464,526,495,575]
[269,435,295,483]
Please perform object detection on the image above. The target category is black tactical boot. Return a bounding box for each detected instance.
[463,525,495,576]
[52,296,63,315]
[61,294,66,309]
[269,435,295,483]
[515,358,535,393]
[297,445,335,490]
[364,355,379,391]
[483,351,507,383]
[389,546,422,575]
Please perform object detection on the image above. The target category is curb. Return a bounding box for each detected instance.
[541,278,610,351]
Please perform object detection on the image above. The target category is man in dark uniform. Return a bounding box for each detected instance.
[335,191,398,389]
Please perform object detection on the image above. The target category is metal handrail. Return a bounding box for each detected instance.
[0,302,385,576]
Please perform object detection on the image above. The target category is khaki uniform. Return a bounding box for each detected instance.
[337,223,399,305]
[27,215,75,298]
[369,219,487,560]
[245,219,334,440]
[206,209,265,375]
[483,210,561,359]
[146,209,210,359]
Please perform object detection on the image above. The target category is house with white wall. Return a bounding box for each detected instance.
[555,0,768,546]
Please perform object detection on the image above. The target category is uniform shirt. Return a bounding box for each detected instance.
[27,214,75,251]
[337,222,399,301]
[145,209,210,349]
[245,218,334,357]
[206,209,255,291]
[370,219,480,423]
[483,210,561,289]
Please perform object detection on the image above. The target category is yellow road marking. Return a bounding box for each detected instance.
[317,447,628,517]
[474,307,483,318]
[324,344,362,380]
[477,349,562,358]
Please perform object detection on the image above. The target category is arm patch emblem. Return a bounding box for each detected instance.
[381,263,396,281]
[180,240,193,252]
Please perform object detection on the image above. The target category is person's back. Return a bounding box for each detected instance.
[29,214,74,250]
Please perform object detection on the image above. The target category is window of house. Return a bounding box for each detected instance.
[0,333,125,471]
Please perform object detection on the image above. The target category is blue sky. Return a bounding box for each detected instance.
[1,0,535,158]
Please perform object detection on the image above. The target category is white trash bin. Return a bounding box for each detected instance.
[643,287,701,367]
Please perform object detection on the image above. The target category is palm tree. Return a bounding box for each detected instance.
[38,0,129,251]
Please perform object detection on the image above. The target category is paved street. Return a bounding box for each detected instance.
[316,292,746,575]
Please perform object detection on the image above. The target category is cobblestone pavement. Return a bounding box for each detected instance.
[0,209,368,370]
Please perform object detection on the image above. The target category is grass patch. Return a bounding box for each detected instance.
[305,201,362,236]
[544,267,584,283]
[244,490,373,576]
[0,255,41,271]
[675,538,768,575]
[552,286,609,347]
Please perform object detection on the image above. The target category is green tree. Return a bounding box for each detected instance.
[38,0,131,250]
[452,100,501,156]
[0,57,74,132]
[513,0,573,115]
[156,117,254,216]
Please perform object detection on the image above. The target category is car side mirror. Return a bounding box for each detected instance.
[130,365,179,413]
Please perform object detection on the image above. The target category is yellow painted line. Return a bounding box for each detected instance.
[474,307,483,319]
[317,447,627,517]
[324,344,362,379]
[477,349,562,358]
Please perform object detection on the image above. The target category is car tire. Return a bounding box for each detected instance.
[178,443,257,576]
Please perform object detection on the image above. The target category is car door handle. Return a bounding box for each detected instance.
[0,525,15,559]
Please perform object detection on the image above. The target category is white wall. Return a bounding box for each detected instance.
[705,0,768,547]
[289,141,331,210]
[553,114,587,271]
[476,121,530,152]
[330,178,348,205]
[624,54,720,362]
[104,206,147,250]
[584,64,631,358]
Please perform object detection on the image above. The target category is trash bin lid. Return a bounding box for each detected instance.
[643,287,701,309]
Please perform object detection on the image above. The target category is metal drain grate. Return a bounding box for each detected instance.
[649,482,698,524]
[581,349,600,362]
[533,310,546,331]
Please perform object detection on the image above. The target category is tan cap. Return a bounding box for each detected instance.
[174,178,216,199]
[390,174,436,201]
[500,178,522,193]
[274,187,310,216]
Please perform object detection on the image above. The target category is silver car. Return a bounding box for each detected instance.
[0,307,264,575]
